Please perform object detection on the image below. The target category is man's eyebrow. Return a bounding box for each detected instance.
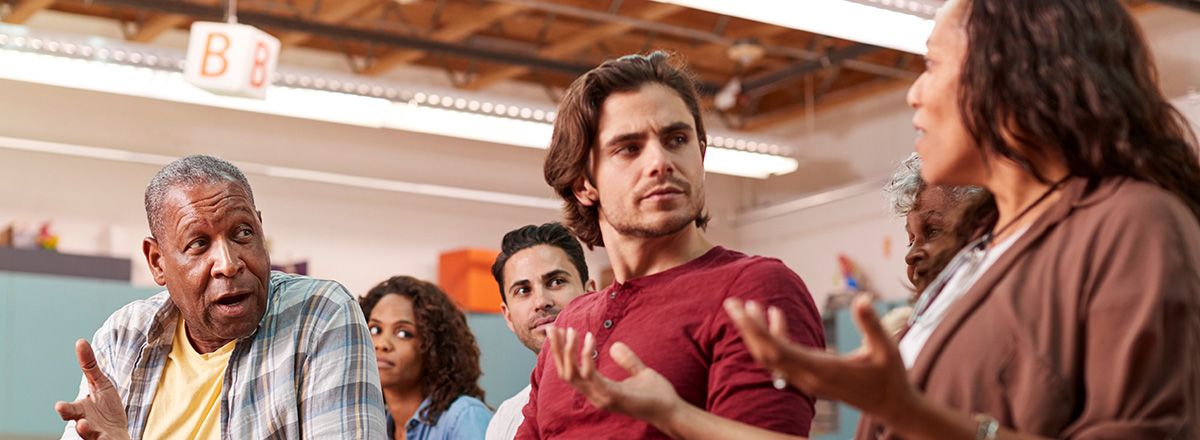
[508,279,532,291]
[603,131,648,148]
[539,269,571,282]
[602,121,694,148]
[660,121,693,134]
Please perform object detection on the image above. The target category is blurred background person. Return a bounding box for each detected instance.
[361,276,491,440]
[880,153,981,335]
[884,153,982,294]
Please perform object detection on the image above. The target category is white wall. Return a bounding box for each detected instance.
[1174,93,1200,134]
[0,78,574,295]
[737,189,912,312]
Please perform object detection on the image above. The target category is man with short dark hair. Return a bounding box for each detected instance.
[485,222,596,440]
[516,52,825,439]
[55,155,385,440]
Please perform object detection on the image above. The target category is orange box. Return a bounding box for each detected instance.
[438,248,502,314]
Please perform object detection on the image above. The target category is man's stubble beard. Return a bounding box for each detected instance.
[609,183,706,240]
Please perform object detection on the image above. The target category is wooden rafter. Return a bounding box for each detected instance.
[129,13,190,42]
[277,0,381,47]
[126,0,221,43]
[3,0,55,24]
[359,2,525,77]
[458,2,684,91]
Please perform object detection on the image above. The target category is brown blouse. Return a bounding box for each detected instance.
[857,177,1200,439]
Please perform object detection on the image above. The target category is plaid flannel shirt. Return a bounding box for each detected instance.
[61,271,386,439]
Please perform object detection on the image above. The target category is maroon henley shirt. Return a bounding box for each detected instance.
[515,246,825,439]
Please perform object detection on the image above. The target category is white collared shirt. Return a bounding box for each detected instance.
[899,226,1028,369]
[485,384,532,440]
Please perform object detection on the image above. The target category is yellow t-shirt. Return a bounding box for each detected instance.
[142,316,235,440]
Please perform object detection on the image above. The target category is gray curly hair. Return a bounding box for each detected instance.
[144,155,255,238]
[884,153,982,216]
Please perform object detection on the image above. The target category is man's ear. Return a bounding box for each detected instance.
[572,174,598,207]
[143,237,167,286]
[500,302,516,333]
[585,279,598,293]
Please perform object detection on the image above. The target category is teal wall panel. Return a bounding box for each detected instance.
[0,272,160,437]
[466,313,537,408]
[0,272,537,436]
[0,274,12,436]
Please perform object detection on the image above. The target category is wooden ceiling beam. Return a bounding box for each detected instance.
[128,13,189,42]
[459,2,685,91]
[277,0,380,47]
[3,0,55,24]
[126,0,221,44]
[359,2,526,76]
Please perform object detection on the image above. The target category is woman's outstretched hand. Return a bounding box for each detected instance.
[724,295,918,426]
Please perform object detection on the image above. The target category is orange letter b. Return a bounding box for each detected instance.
[250,41,270,87]
[201,33,230,77]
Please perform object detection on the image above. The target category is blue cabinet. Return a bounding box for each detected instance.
[811,300,904,440]
[0,271,161,437]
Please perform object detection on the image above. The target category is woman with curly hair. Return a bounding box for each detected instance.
[360,276,490,440]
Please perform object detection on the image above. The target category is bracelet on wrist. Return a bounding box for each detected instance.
[972,413,999,440]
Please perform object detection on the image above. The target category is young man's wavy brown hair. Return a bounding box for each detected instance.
[543,51,710,249]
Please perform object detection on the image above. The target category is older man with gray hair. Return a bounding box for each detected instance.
[54,155,385,439]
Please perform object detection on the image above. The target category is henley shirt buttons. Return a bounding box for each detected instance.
[592,349,599,359]
[603,319,613,328]
[610,292,616,299]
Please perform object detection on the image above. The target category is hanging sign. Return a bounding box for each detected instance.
[184,22,280,99]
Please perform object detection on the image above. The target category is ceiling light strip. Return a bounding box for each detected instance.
[0,135,562,210]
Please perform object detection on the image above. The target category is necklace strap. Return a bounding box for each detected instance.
[907,176,1072,327]
[981,176,1070,249]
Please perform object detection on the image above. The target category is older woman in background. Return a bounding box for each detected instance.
[884,153,981,294]
[361,276,491,440]
[880,153,982,335]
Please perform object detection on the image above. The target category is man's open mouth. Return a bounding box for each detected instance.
[216,293,250,306]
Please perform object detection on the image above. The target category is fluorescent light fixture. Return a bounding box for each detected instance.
[704,147,798,179]
[384,103,554,150]
[650,0,936,54]
[0,135,562,210]
[0,24,800,179]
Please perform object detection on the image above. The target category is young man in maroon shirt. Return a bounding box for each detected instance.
[514,52,825,439]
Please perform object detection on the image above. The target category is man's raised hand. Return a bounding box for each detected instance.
[54,339,129,440]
